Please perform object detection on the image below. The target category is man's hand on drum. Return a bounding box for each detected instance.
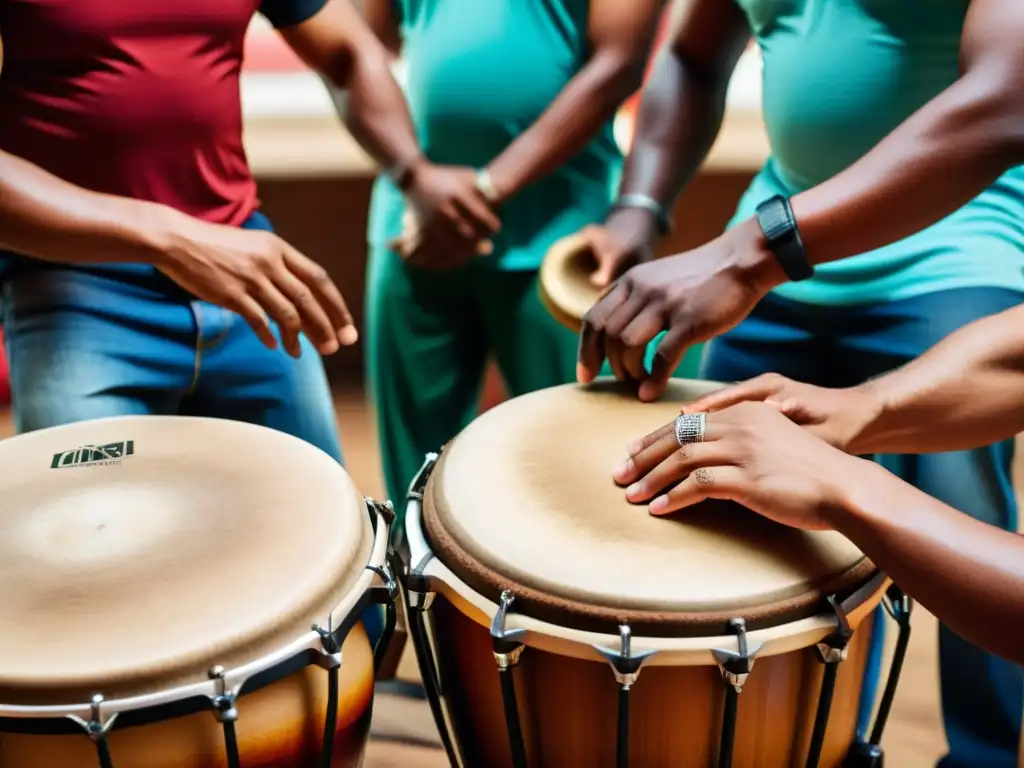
[613,401,864,531]
[392,162,501,269]
[577,218,787,401]
[681,373,883,454]
[576,205,660,289]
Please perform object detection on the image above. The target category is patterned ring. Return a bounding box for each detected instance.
[674,412,707,446]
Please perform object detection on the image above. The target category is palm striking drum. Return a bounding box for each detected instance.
[0,416,398,768]
[400,380,911,768]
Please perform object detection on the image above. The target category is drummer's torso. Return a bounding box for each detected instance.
[368,0,621,269]
[734,0,1024,306]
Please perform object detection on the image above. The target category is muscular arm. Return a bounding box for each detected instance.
[482,0,664,204]
[844,304,1024,455]
[277,0,421,174]
[613,0,750,225]
[0,27,172,265]
[0,151,179,265]
[835,460,1024,667]
[786,0,1024,267]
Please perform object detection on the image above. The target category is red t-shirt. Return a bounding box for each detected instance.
[0,0,324,227]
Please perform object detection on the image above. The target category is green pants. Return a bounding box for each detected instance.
[365,245,704,538]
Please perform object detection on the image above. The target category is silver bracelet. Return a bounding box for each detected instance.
[614,193,672,235]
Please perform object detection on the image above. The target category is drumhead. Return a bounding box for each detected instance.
[0,416,372,706]
[423,380,876,637]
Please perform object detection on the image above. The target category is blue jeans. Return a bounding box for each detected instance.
[0,210,385,646]
[702,287,1024,768]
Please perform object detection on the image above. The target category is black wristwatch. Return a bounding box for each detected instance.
[755,195,814,282]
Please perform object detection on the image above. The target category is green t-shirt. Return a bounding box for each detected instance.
[367,0,622,270]
[733,0,1024,306]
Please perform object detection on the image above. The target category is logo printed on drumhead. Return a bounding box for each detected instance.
[50,441,135,469]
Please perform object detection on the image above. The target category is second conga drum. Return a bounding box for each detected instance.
[401,380,907,768]
[0,415,397,767]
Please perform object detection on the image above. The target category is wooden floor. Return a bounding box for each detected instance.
[1,392,1007,767]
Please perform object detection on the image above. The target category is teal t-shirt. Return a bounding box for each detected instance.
[367,0,622,270]
[731,0,1024,306]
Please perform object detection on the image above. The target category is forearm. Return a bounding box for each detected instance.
[847,304,1024,455]
[484,55,644,204]
[322,48,421,173]
[0,151,171,266]
[790,73,1024,268]
[833,460,1024,666]
[617,47,734,209]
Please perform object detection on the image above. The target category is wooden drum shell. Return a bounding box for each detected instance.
[430,597,875,768]
[0,624,375,768]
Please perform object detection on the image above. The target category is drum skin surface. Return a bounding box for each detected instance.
[0,416,377,767]
[424,380,875,637]
[419,380,885,767]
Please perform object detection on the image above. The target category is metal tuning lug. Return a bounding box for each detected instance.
[594,625,658,768]
[207,666,239,723]
[312,615,344,669]
[816,595,854,664]
[490,590,527,669]
[490,591,529,768]
[366,562,399,603]
[408,452,439,502]
[712,618,761,692]
[712,619,761,768]
[595,624,657,690]
[66,694,119,768]
[805,596,855,768]
[67,693,118,742]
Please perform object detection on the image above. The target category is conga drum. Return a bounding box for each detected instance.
[400,380,909,768]
[0,416,398,767]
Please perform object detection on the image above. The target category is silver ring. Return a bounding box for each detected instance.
[675,412,706,446]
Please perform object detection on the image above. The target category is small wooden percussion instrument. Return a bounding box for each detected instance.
[399,380,910,768]
[538,234,607,333]
[0,416,397,768]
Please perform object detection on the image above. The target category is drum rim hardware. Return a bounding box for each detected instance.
[0,497,398,768]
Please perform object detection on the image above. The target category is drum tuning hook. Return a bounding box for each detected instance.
[490,590,527,666]
[594,624,657,689]
[712,617,762,691]
[366,562,398,601]
[66,693,119,742]
[207,665,240,723]
[312,615,344,664]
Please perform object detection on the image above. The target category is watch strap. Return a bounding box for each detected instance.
[755,195,813,282]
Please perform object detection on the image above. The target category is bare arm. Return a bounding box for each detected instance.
[277,0,420,174]
[0,145,177,267]
[843,304,1024,454]
[610,0,750,237]
[482,0,664,204]
[835,460,1024,666]
[780,0,1024,269]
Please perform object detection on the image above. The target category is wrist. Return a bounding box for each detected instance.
[843,379,890,455]
[390,153,428,193]
[823,457,893,535]
[480,162,515,205]
[725,217,787,294]
[605,206,660,249]
[126,201,180,269]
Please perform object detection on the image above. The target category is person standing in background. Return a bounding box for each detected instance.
[1,0,500,646]
[360,0,665,542]
[575,1,1024,765]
